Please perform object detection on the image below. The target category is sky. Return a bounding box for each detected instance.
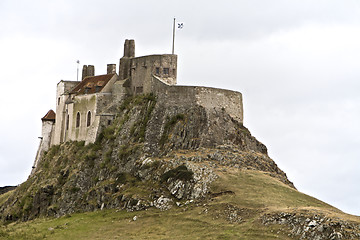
[0,0,359,215]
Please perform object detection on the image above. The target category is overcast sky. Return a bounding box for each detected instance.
[1,0,359,216]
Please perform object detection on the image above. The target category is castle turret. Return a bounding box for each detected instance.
[31,110,56,175]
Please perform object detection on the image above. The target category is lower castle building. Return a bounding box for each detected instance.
[32,39,244,174]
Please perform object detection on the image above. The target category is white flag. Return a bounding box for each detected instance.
[177,22,184,29]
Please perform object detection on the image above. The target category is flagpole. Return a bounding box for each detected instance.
[172,17,175,54]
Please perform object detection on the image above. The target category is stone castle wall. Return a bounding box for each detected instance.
[65,94,98,144]
[150,76,243,124]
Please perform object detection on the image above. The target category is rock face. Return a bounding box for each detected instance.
[262,212,360,239]
[0,94,290,222]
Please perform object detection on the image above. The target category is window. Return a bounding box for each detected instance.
[163,68,169,75]
[58,97,60,105]
[87,111,91,127]
[76,112,80,128]
[155,67,160,75]
[107,120,112,125]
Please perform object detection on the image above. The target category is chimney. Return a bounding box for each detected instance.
[107,64,116,74]
[123,39,135,58]
[119,39,135,80]
[82,65,95,80]
[87,65,95,77]
[82,65,88,80]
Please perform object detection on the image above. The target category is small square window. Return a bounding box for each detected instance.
[163,68,169,75]
[107,120,112,125]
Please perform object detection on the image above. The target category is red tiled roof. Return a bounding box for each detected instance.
[41,110,56,122]
[71,74,115,95]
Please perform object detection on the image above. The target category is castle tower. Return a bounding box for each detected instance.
[119,39,135,80]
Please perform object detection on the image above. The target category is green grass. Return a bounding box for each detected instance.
[0,206,291,240]
[2,169,358,239]
[211,169,336,211]
[0,190,14,207]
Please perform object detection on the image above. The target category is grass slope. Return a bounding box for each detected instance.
[1,169,358,239]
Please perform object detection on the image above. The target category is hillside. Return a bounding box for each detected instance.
[1,94,360,239]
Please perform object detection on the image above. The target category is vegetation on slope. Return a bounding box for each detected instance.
[1,169,359,239]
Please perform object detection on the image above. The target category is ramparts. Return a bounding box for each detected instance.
[150,76,243,124]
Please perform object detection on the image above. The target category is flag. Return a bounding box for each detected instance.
[177,22,184,29]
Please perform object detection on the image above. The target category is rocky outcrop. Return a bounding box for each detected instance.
[0,94,292,221]
[262,211,360,239]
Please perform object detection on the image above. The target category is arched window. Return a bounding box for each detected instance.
[76,112,80,128]
[87,111,91,127]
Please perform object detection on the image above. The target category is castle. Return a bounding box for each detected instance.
[32,39,244,174]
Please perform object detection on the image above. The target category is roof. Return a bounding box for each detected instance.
[70,74,115,95]
[41,110,56,122]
